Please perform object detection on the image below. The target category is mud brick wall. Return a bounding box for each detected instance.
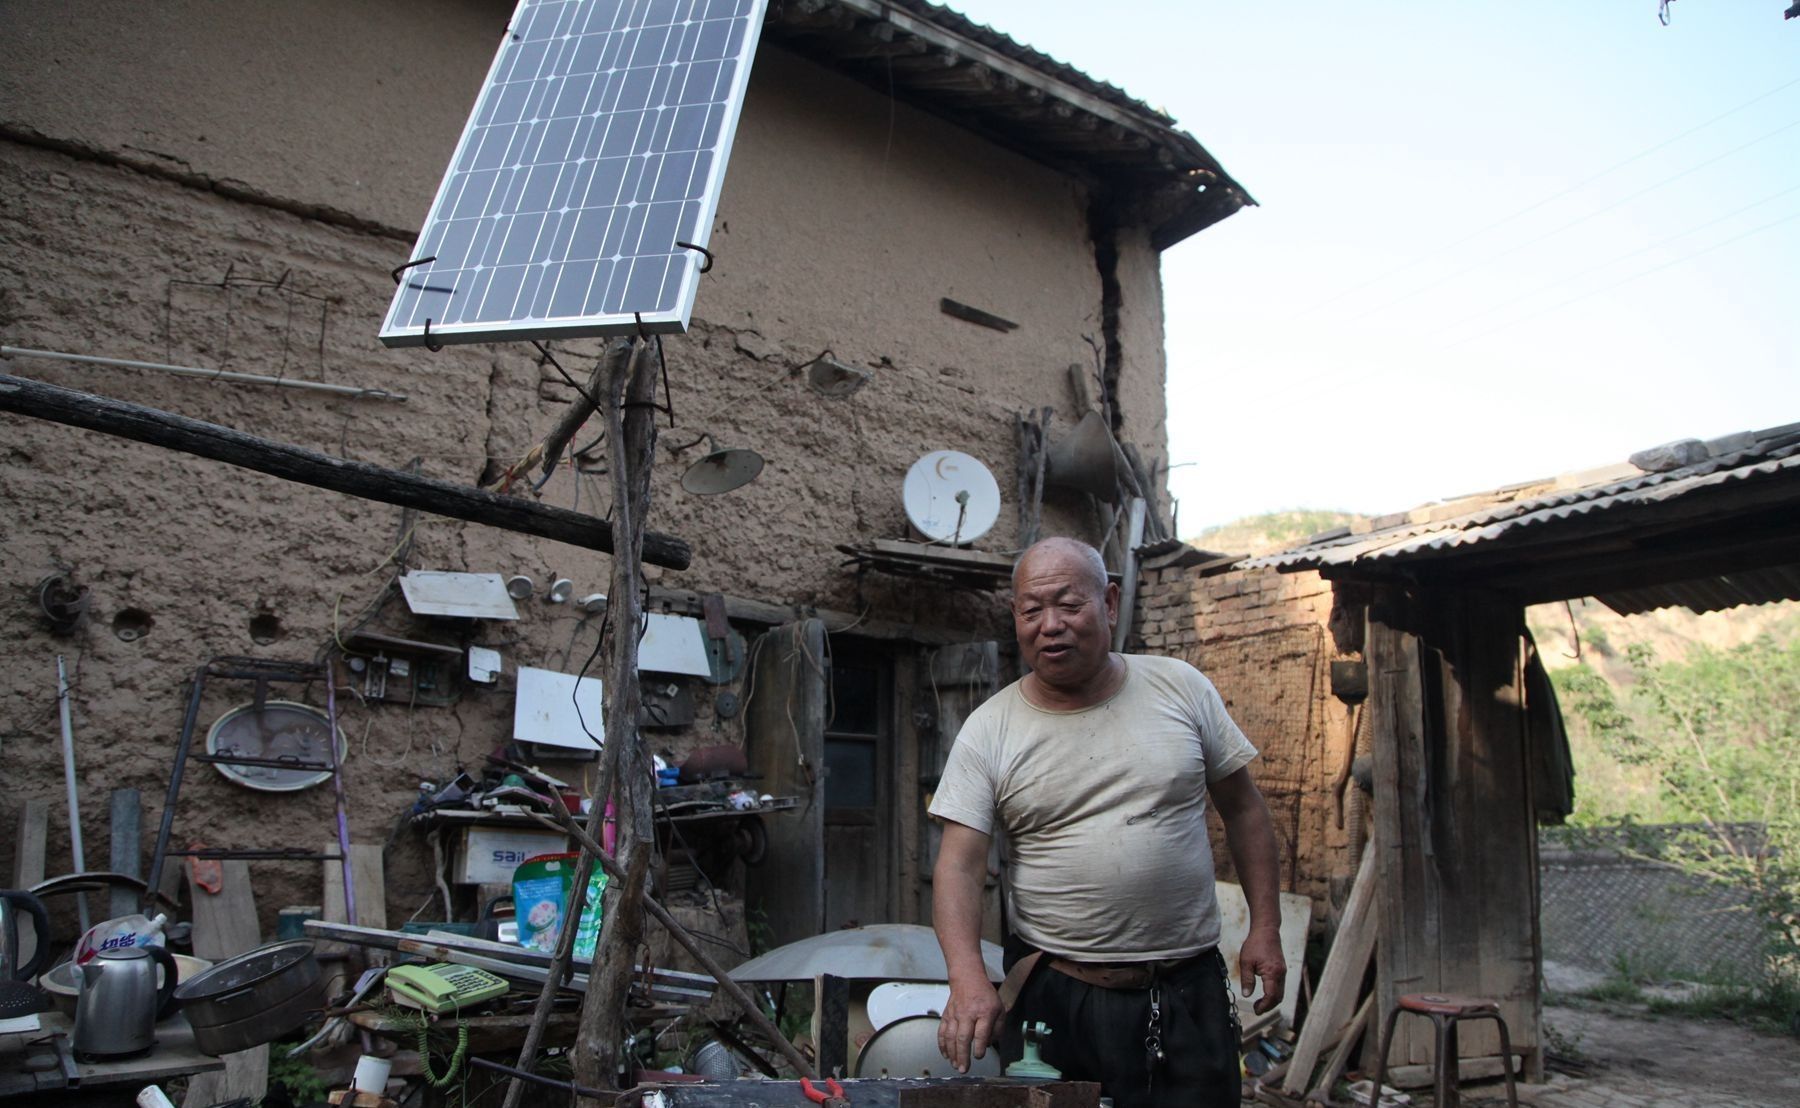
[0,3,1184,942]
[1134,564,1367,915]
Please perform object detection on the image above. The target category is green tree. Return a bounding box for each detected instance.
[1555,636,1800,1008]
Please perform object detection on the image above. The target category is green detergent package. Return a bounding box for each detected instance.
[513,853,578,953]
[572,867,609,962]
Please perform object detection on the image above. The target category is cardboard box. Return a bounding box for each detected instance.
[450,825,570,885]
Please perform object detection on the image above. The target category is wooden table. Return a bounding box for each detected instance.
[0,1010,225,1097]
[349,1009,585,1056]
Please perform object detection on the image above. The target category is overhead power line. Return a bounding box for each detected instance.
[1442,207,1800,349]
[1345,114,1800,323]
[1298,74,1800,315]
[1428,179,1800,337]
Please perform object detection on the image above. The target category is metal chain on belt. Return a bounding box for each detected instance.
[1145,982,1167,1090]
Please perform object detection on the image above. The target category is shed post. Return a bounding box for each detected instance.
[1367,585,1542,1083]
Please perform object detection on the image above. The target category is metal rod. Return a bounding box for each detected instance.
[1,345,408,402]
[326,670,355,926]
[468,1055,615,1099]
[144,665,209,911]
[55,655,90,931]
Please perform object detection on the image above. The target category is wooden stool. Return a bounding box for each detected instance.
[1371,993,1518,1108]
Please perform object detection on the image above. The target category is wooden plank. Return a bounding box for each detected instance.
[184,859,266,1107]
[647,585,967,645]
[1365,589,1541,1079]
[1282,841,1376,1094]
[108,789,141,919]
[319,842,389,930]
[321,842,388,994]
[1309,994,1373,1099]
[0,372,691,570]
[1366,591,1431,1073]
[187,859,259,959]
[12,799,49,887]
[743,620,827,948]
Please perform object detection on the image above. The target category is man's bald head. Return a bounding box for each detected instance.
[1013,537,1108,596]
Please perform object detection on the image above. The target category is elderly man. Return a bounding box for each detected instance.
[930,537,1285,1107]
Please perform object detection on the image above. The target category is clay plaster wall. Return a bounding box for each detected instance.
[1109,225,1170,469]
[1134,564,1366,916]
[0,3,1184,935]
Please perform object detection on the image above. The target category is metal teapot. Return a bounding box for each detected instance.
[73,945,178,1059]
[0,889,51,982]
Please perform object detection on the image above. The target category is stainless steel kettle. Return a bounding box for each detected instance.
[0,889,52,982]
[73,945,178,1059]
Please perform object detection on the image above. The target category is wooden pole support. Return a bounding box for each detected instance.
[0,373,692,570]
[538,804,817,1081]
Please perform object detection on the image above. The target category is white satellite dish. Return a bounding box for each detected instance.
[902,451,1001,545]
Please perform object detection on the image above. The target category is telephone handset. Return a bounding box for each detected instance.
[386,962,510,1013]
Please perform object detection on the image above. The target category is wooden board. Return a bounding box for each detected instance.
[1310,993,1373,1099]
[186,859,259,960]
[0,1011,222,1097]
[183,859,267,1107]
[109,789,141,918]
[1281,841,1376,1094]
[1366,588,1540,1080]
[11,798,49,888]
[322,842,389,930]
[744,620,827,948]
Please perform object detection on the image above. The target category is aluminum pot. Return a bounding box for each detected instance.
[173,939,323,1056]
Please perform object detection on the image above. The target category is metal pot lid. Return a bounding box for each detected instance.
[726,923,1002,983]
[204,700,346,793]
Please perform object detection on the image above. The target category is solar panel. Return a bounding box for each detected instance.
[380,0,767,348]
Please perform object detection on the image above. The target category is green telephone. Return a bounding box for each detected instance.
[386,962,511,1013]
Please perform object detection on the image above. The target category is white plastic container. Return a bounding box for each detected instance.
[74,913,168,965]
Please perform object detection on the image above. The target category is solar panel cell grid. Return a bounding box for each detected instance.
[380,0,764,347]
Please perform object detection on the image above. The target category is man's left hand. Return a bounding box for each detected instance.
[1237,927,1287,1015]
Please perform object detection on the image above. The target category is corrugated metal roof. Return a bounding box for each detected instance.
[1598,565,1800,616]
[1245,424,1800,615]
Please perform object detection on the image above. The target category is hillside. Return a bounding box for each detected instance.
[1188,509,1365,557]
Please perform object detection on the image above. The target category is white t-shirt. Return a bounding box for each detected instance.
[929,654,1258,962]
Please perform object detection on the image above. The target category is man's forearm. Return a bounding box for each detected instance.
[1224,793,1283,934]
[933,853,991,983]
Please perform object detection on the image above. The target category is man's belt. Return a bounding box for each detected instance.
[998,949,1212,1008]
[1047,956,1177,990]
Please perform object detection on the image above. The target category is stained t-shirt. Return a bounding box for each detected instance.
[928,654,1258,962]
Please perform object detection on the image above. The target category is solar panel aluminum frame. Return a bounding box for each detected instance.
[380,0,768,348]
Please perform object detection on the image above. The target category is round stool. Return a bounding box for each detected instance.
[1371,993,1518,1108]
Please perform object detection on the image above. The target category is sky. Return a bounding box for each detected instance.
[944,1,1800,532]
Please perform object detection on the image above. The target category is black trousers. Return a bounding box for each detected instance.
[1001,948,1241,1108]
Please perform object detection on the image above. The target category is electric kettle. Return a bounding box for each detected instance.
[73,945,178,1059]
[0,889,51,982]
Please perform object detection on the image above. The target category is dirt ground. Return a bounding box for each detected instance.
[1462,1002,1800,1108]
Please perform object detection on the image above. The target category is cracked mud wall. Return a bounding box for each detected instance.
[2,3,1179,932]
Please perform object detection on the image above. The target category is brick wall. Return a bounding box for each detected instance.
[1134,562,1367,917]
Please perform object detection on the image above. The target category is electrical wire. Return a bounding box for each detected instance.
[1344,113,1800,324]
[1301,73,1800,315]
[1427,179,1800,338]
[1442,205,1800,350]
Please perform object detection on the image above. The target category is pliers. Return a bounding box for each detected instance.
[801,1076,849,1107]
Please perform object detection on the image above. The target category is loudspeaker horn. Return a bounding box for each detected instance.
[1044,410,1124,501]
[681,436,765,495]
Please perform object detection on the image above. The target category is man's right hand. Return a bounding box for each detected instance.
[936,976,1006,1073]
